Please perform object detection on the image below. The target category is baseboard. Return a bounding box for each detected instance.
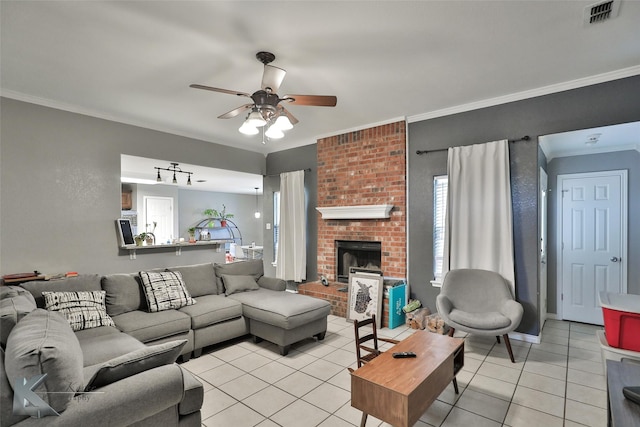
[546,313,559,320]
[508,331,541,344]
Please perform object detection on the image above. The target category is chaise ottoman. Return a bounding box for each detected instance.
[228,288,331,355]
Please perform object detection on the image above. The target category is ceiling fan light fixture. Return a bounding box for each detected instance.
[246,110,267,127]
[239,121,259,135]
[265,125,284,139]
[156,170,162,182]
[190,51,337,143]
[274,114,293,131]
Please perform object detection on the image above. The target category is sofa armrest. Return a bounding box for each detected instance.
[15,364,185,427]
[257,276,287,292]
[179,367,203,416]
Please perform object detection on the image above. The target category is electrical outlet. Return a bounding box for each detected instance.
[266,223,271,230]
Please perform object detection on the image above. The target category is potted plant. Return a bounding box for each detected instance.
[203,209,218,228]
[188,227,196,243]
[143,222,157,246]
[218,204,234,227]
[203,206,234,227]
[135,232,152,246]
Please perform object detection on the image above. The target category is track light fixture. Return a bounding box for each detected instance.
[154,163,193,186]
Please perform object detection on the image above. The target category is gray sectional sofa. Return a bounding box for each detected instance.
[1,259,330,426]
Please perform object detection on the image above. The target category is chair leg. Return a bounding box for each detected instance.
[452,377,459,394]
[360,412,368,427]
[503,334,515,363]
[448,327,455,337]
[496,336,501,344]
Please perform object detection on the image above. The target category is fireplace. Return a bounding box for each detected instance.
[335,240,382,283]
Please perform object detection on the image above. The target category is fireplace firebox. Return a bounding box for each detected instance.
[335,240,382,283]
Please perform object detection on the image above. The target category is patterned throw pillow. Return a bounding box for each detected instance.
[42,290,115,331]
[139,271,196,312]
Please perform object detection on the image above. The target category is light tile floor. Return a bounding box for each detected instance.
[181,316,607,427]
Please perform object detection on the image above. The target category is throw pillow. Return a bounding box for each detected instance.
[214,260,264,294]
[0,286,37,347]
[84,339,187,391]
[42,290,115,332]
[4,309,84,413]
[222,274,260,296]
[139,271,196,312]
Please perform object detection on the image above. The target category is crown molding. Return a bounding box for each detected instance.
[544,143,640,161]
[407,65,640,123]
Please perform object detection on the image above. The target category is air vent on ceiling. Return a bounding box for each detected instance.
[584,0,620,25]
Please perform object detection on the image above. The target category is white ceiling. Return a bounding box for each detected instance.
[540,121,640,160]
[2,1,640,156]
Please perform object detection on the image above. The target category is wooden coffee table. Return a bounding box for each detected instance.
[350,331,464,427]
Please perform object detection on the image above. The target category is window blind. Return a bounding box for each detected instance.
[433,176,448,279]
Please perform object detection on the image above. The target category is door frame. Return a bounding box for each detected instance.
[555,169,628,320]
[539,167,548,329]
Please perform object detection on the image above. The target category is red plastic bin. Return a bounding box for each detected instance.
[599,292,640,352]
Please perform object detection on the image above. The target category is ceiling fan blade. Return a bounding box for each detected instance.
[282,94,337,107]
[280,107,299,125]
[190,84,251,98]
[218,104,253,119]
[261,65,286,93]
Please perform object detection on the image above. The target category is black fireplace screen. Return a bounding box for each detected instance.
[335,240,382,283]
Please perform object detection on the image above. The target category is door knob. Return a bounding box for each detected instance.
[611,257,619,262]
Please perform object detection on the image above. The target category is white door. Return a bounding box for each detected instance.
[539,168,548,329]
[560,170,627,325]
[144,196,174,244]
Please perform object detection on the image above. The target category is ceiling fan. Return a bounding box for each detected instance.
[190,51,337,141]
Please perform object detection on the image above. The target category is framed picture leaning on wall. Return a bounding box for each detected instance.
[346,272,384,328]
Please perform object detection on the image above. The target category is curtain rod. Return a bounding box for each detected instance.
[415,136,530,155]
[263,167,311,177]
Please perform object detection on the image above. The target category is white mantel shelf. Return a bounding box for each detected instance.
[316,204,394,220]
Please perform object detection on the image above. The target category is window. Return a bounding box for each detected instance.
[273,191,280,262]
[433,175,448,279]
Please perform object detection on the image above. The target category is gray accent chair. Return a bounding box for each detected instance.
[436,269,524,363]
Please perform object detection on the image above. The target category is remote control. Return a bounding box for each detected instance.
[392,352,416,358]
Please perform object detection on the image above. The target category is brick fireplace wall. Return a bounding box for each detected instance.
[316,121,407,283]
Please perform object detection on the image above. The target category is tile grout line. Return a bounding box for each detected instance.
[191,320,606,427]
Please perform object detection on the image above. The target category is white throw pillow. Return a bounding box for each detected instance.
[139,270,196,312]
[43,290,115,332]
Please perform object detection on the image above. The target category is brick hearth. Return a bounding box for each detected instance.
[298,280,394,327]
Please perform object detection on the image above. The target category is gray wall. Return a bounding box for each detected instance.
[546,150,640,313]
[408,75,640,336]
[1,97,265,275]
[264,144,318,280]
